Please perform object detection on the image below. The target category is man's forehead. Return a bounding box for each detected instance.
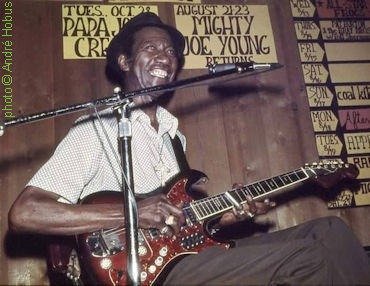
[133,27,173,45]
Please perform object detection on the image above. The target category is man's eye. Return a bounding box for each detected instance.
[167,48,176,55]
[145,45,156,51]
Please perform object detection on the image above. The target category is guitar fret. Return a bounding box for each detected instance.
[267,178,277,189]
[281,175,292,184]
[202,201,212,215]
[254,184,262,195]
[190,203,202,220]
[197,203,207,218]
[235,190,244,201]
[259,181,271,193]
[220,195,231,208]
[209,200,218,213]
[273,176,285,188]
[244,186,254,197]
[238,188,248,201]
[289,172,300,181]
[213,196,224,210]
[248,185,259,197]
[296,169,307,179]
[231,189,243,203]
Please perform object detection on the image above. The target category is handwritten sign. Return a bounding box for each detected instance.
[344,132,370,155]
[302,63,329,84]
[354,182,370,206]
[290,0,316,17]
[298,42,325,62]
[294,21,320,40]
[320,20,370,40]
[174,4,277,69]
[328,189,353,208]
[311,110,338,132]
[315,134,343,156]
[348,156,370,179]
[62,5,158,59]
[335,85,370,106]
[338,108,370,131]
[316,0,370,18]
[306,86,334,107]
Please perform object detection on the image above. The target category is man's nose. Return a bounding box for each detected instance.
[154,50,171,64]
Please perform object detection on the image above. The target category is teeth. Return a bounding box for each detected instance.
[149,69,168,79]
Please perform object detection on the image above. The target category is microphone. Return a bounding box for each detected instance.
[208,62,283,74]
[0,120,4,136]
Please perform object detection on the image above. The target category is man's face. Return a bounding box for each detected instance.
[123,27,179,104]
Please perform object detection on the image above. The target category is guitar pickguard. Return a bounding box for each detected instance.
[77,172,229,286]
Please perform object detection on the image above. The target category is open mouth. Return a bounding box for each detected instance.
[149,68,169,79]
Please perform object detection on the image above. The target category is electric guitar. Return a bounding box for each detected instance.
[77,160,358,286]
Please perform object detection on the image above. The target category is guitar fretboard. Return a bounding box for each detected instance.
[190,167,310,221]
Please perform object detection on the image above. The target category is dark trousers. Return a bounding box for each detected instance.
[164,216,370,285]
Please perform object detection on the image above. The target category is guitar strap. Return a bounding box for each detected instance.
[170,134,190,173]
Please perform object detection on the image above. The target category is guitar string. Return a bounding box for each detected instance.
[101,169,309,236]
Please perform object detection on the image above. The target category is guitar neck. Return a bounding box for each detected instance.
[189,166,315,221]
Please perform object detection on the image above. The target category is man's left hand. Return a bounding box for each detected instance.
[218,184,276,226]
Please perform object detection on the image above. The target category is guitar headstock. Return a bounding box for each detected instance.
[304,160,359,189]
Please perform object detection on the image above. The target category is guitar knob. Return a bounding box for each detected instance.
[159,246,168,256]
[140,272,148,282]
[100,258,112,270]
[155,256,164,266]
[148,265,156,274]
[138,245,147,256]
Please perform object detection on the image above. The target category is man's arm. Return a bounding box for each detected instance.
[8,186,125,235]
[9,186,184,236]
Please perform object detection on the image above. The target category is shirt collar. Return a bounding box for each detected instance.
[130,106,178,139]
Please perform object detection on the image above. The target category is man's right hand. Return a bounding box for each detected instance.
[137,194,184,237]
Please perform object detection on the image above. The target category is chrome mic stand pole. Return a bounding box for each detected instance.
[116,94,140,286]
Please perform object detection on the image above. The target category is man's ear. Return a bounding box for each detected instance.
[117,54,130,72]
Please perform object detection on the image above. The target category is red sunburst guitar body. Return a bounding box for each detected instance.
[77,161,357,285]
[77,171,228,286]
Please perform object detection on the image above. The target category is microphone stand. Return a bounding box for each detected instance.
[0,62,282,285]
[116,97,140,285]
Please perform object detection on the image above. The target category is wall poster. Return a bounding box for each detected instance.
[291,0,370,207]
[174,4,278,69]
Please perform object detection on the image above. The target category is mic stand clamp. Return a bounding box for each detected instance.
[117,99,141,286]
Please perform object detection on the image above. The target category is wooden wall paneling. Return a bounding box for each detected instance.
[2,1,369,285]
[1,1,56,285]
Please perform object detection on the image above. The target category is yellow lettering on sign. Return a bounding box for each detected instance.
[311,110,338,132]
[336,85,370,107]
[294,21,320,40]
[344,132,370,155]
[306,86,334,107]
[348,156,370,179]
[302,63,328,84]
[290,0,316,18]
[315,134,342,156]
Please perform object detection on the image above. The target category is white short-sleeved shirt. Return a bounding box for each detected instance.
[27,106,186,203]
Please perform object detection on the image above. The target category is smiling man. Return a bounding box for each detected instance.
[8,12,370,286]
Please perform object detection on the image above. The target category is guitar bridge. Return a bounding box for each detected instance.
[86,229,124,257]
